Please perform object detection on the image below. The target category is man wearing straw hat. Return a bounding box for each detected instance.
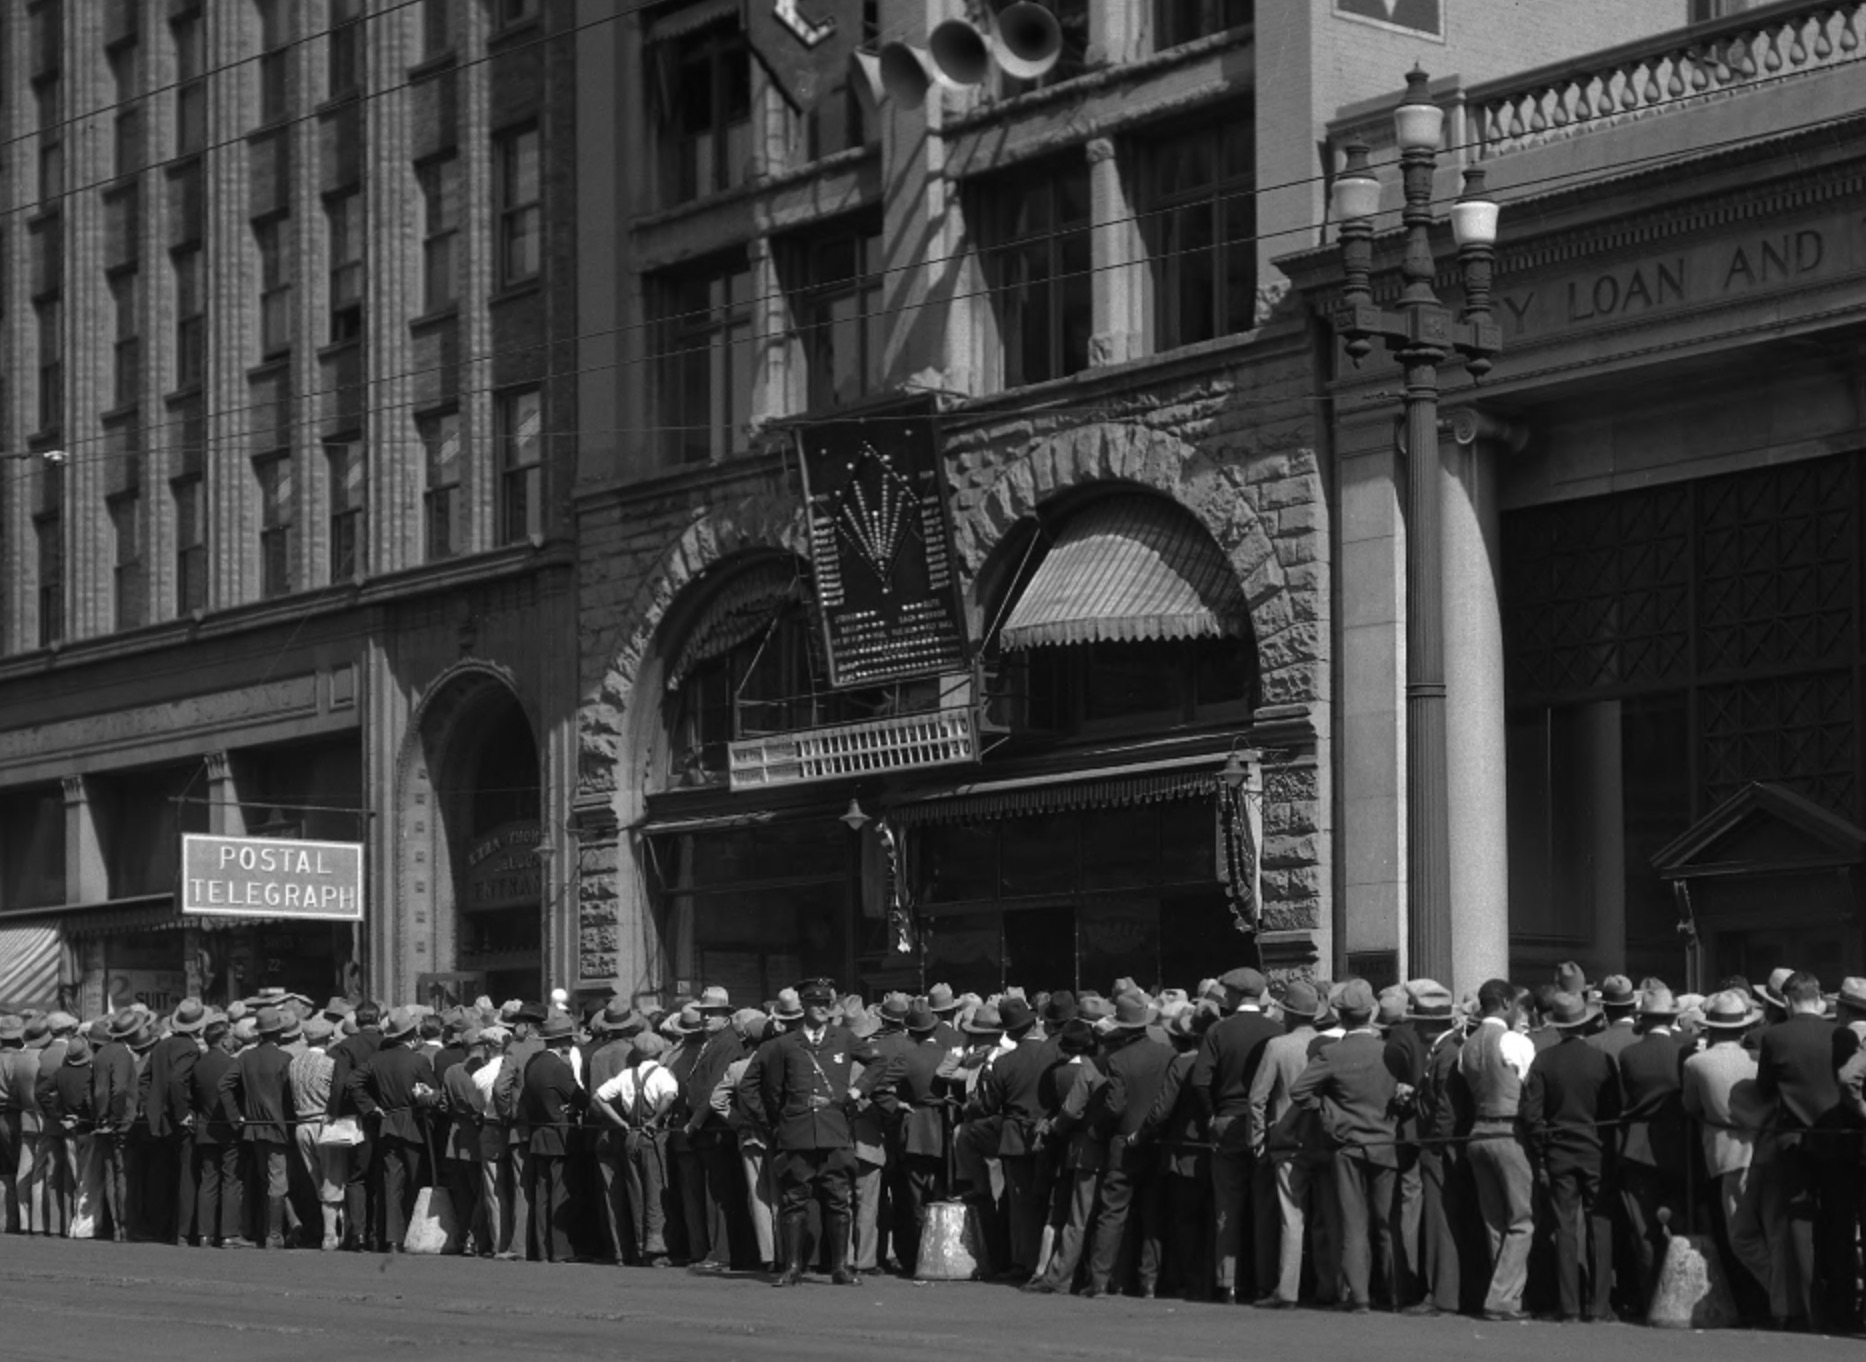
[886,999,950,1278]
[1682,988,1778,1322]
[1521,991,1620,1323]
[218,1006,297,1249]
[352,1006,438,1252]
[91,1008,143,1241]
[1085,990,1172,1299]
[145,999,207,1244]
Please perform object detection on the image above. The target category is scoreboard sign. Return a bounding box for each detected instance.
[181,834,364,921]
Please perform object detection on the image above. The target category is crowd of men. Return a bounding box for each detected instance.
[0,963,1861,1334]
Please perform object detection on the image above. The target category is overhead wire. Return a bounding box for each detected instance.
[0,14,1858,491]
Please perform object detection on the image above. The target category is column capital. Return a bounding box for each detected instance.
[61,774,87,804]
[1084,137,1118,164]
[1442,405,1529,454]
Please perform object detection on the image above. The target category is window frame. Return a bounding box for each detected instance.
[254,450,295,600]
[418,409,463,562]
[1139,115,1258,353]
[494,126,542,289]
[975,157,1093,390]
[652,23,753,206]
[110,270,140,409]
[173,470,207,615]
[254,216,294,358]
[35,78,63,202]
[1153,0,1253,52]
[326,190,365,342]
[327,0,362,98]
[787,217,884,411]
[173,13,206,155]
[325,439,365,581]
[110,490,145,631]
[256,0,292,125]
[34,297,62,434]
[651,254,754,466]
[495,387,544,545]
[416,155,460,312]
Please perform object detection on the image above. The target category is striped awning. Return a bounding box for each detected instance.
[1000,498,1248,651]
[666,560,803,691]
[0,924,62,1014]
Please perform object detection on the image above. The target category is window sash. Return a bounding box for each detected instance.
[496,131,541,285]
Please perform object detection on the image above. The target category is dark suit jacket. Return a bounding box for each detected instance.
[1095,1029,1175,1165]
[978,1035,1050,1156]
[352,1040,437,1144]
[1756,1011,1854,1163]
[759,1026,893,1151]
[1522,1035,1620,1173]
[325,1028,382,1121]
[49,1061,96,1131]
[189,1047,238,1145]
[1191,1009,1282,1121]
[90,1039,138,1134]
[894,1036,951,1157]
[681,1028,746,1144]
[1137,1050,1209,1177]
[1289,1030,1400,1166]
[221,1040,294,1143]
[1617,1030,1688,1170]
[521,1047,585,1157]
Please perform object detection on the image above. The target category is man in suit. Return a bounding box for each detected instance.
[972,996,1051,1281]
[1087,991,1174,1298]
[1136,1007,1215,1300]
[1586,976,1641,1066]
[1522,991,1621,1322]
[1615,983,1690,1313]
[758,978,898,1286]
[1402,981,1472,1317]
[1289,978,1399,1312]
[219,1007,296,1248]
[91,1009,141,1242]
[351,1006,437,1251]
[1756,969,1858,1331]
[489,1002,547,1258]
[889,1001,952,1276]
[145,999,205,1245]
[324,999,383,1251]
[1246,980,1327,1308]
[1190,965,1282,1302]
[1024,1018,1108,1296]
[187,1013,241,1246]
[521,1013,585,1263]
[851,995,911,1274]
[680,985,747,1271]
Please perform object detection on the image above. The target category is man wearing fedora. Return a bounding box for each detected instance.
[146,999,206,1245]
[1615,982,1690,1314]
[89,1009,140,1241]
[1522,991,1620,1322]
[884,1000,952,1277]
[325,999,384,1251]
[849,994,911,1275]
[219,1006,297,1249]
[352,1006,438,1251]
[1404,980,1470,1317]
[0,1013,28,1232]
[1137,1005,1216,1300]
[1586,975,1640,1065]
[1683,987,1780,1322]
[1459,979,1537,1320]
[1191,966,1282,1303]
[12,1016,50,1235]
[679,984,747,1272]
[972,996,1051,1283]
[1248,980,1332,1308]
[1025,1017,1110,1296]
[584,998,641,1264]
[1085,991,1172,1298]
[521,1012,585,1263]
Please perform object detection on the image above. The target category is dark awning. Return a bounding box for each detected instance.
[665,560,802,691]
[888,755,1223,826]
[999,498,1248,651]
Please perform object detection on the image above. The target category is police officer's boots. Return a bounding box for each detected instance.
[827,1213,858,1285]
[770,1219,804,1287]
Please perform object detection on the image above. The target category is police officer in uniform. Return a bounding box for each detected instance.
[757,979,900,1286]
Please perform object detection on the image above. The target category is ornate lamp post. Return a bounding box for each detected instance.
[1332,67,1502,983]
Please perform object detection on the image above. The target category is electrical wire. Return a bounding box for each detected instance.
[4,15,1857,477]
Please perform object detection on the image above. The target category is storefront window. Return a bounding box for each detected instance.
[1017,635,1257,737]
[0,786,66,910]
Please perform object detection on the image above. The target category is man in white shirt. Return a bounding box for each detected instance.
[591,1032,679,1264]
[1459,978,1537,1322]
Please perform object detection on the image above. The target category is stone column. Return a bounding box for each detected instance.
[1441,410,1521,993]
[63,775,108,906]
[1087,137,1141,367]
[204,751,246,837]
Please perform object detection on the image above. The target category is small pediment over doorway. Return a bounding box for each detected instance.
[1651,781,1866,881]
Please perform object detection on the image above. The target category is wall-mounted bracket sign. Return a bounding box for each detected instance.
[180,833,364,921]
[797,396,970,688]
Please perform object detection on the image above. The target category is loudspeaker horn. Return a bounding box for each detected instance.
[928,17,993,87]
[878,41,937,109]
[992,1,1061,80]
[848,50,885,123]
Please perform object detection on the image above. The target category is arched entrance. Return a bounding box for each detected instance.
[399,666,543,1005]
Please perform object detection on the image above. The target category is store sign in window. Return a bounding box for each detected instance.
[180,833,364,921]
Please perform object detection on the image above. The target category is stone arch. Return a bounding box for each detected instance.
[580,489,810,799]
[394,660,540,999]
[956,421,1309,709]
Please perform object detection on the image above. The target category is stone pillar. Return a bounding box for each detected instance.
[204,751,246,837]
[1440,413,1515,994]
[63,775,108,905]
[1087,137,1142,367]
[1580,701,1626,974]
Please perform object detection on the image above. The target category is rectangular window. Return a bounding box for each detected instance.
[36,81,62,202]
[111,495,145,631]
[111,272,140,409]
[494,0,539,31]
[104,186,140,269]
[495,388,543,545]
[255,453,294,598]
[104,412,143,498]
[494,128,541,287]
[1154,0,1252,50]
[977,158,1091,388]
[326,440,364,580]
[789,219,884,410]
[417,156,459,311]
[171,394,205,479]
[173,248,204,388]
[30,217,61,297]
[174,474,207,614]
[35,511,63,648]
[653,24,752,206]
[173,14,206,154]
[111,45,142,177]
[419,411,462,561]
[257,0,291,123]
[29,0,62,78]
[255,218,293,356]
[327,191,364,342]
[1142,117,1257,351]
[328,0,361,96]
[35,300,62,432]
[653,256,752,465]
[421,0,452,57]
[168,161,204,244]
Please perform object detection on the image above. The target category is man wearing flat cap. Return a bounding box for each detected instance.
[1190,964,1280,1302]
[758,979,900,1286]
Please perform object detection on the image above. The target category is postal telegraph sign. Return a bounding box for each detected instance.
[180,834,364,921]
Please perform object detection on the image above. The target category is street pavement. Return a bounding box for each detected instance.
[0,1236,1859,1362]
